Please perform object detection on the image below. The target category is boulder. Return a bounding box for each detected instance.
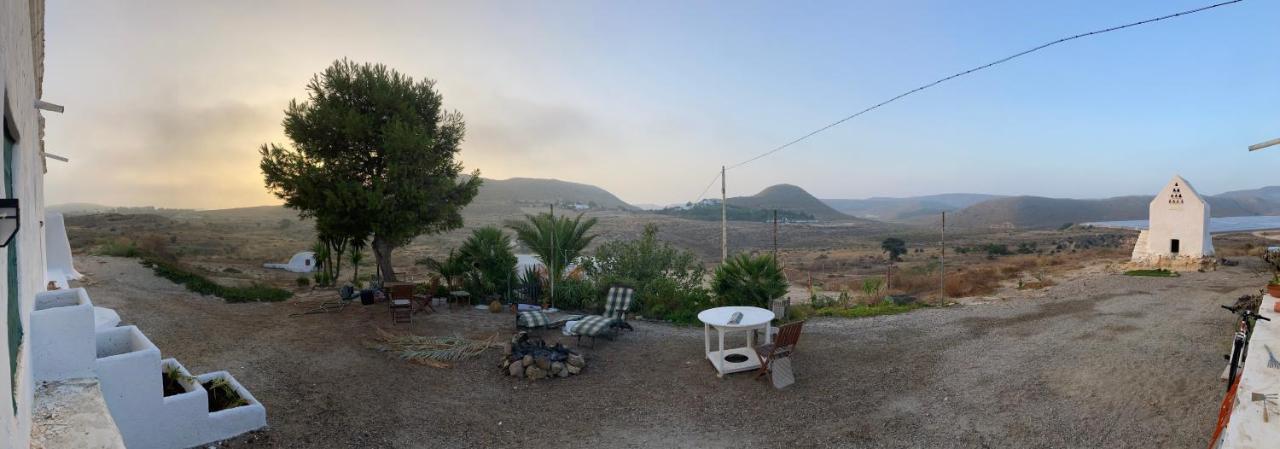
[508,361,523,377]
[526,366,547,380]
[522,355,533,367]
[567,364,581,375]
[567,354,585,368]
[535,357,551,370]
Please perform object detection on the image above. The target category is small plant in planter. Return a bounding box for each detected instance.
[1268,274,1280,298]
[202,377,249,411]
[162,364,194,397]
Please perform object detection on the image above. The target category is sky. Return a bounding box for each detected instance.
[39,0,1280,209]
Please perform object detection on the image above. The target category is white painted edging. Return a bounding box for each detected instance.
[31,288,96,381]
[194,371,267,443]
[94,325,164,449]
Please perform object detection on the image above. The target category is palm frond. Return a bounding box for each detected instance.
[367,329,498,367]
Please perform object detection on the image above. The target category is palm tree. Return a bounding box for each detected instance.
[419,249,469,291]
[506,212,598,286]
[712,253,788,308]
[457,226,518,297]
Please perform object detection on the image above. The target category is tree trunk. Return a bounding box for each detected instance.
[373,236,397,282]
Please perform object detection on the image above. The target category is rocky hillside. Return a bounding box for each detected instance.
[943,190,1280,229]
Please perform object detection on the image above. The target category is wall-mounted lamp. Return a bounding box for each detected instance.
[0,199,20,247]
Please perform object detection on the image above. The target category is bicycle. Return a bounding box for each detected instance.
[1222,303,1270,391]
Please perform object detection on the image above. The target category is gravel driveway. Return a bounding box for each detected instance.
[72,255,1262,448]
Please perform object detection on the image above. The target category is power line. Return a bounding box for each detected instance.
[722,0,1244,171]
[690,170,722,204]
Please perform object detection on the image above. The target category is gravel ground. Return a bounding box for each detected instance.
[72,255,1264,448]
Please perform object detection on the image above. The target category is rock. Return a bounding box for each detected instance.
[566,364,581,375]
[522,355,533,367]
[526,366,546,380]
[508,362,523,377]
[535,357,551,370]
[556,366,569,378]
[502,343,512,356]
[567,354,585,368]
[551,361,563,373]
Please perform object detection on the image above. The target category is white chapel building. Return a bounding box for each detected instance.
[1131,175,1214,265]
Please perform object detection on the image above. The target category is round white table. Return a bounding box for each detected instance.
[698,306,775,377]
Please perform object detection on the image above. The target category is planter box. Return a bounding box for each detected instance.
[94,325,163,449]
[194,371,267,443]
[31,288,96,381]
[148,358,212,449]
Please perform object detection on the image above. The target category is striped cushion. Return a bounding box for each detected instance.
[602,287,634,321]
[518,311,550,328]
[571,315,615,337]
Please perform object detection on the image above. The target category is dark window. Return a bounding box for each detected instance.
[1170,239,1180,254]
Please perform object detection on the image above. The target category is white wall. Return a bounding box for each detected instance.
[0,0,48,446]
[1144,175,1213,259]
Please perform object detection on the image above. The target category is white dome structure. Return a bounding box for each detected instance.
[263,251,317,273]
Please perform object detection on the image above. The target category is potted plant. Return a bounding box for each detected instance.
[1269,274,1280,298]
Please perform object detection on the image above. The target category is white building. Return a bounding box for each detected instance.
[4,3,265,447]
[1131,175,1214,265]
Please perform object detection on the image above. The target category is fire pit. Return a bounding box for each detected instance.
[500,332,585,380]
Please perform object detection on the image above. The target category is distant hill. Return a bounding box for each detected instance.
[472,177,635,211]
[729,184,853,221]
[944,189,1280,229]
[822,193,1002,222]
[653,203,815,222]
[54,176,636,223]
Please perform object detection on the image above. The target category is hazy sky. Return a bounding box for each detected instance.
[40,0,1280,209]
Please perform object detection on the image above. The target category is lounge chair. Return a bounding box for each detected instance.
[755,320,805,387]
[290,285,360,317]
[570,286,635,347]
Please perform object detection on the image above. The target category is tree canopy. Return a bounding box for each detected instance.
[260,59,481,281]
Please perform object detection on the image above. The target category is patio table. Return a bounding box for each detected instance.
[698,306,775,377]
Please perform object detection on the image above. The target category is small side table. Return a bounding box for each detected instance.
[697,306,775,378]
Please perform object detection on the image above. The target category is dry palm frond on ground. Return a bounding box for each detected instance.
[367,328,498,368]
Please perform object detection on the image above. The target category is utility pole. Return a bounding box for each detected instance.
[940,211,946,305]
[721,165,727,264]
[773,209,778,260]
[549,203,555,311]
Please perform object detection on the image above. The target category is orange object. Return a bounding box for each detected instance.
[1209,377,1242,449]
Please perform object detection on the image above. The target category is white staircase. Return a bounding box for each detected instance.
[31,288,266,449]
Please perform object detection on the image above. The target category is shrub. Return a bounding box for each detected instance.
[457,226,518,299]
[296,276,311,287]
[808,301,926,318]
[712,253,787,308]
[146,258,292,303]
[551,277,599,311]
[97,239,141,257]
[587,223,710,322]
[1124,269,1178,277]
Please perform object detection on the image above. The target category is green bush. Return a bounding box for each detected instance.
[805,301,925,318]
[712,253,787,308]
[98,239,142,257]
[586,224,711,323]
[296,276,311,287]
[551,277,599,311]
[457,226,518,299]
[1124,269,1178,277]
[144,258,292,303]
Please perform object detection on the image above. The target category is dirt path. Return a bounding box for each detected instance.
[73,255,1260,448]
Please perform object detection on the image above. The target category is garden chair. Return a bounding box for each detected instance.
[570,286,635,347]
[755,320,805,387]
[290,285,359,317]
[388,283,414,324]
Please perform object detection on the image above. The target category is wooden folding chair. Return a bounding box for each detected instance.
[388,283,414,324]
[754,320,805,385]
